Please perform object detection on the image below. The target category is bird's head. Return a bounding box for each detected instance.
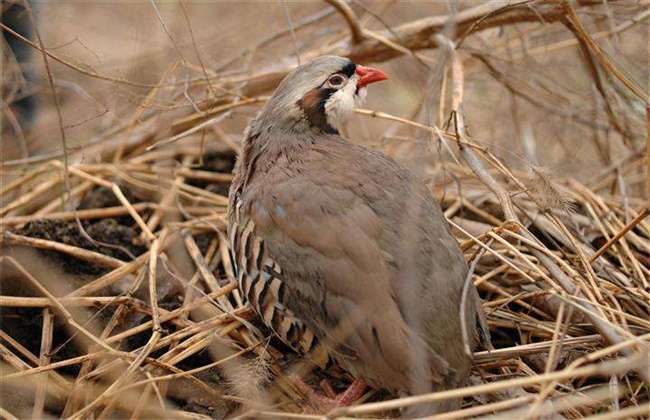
[251,55,388,136]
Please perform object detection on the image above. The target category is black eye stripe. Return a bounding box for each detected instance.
[296,87,338,135]
[320,75,344,89]
[319,61,356,88]
[295,61,357,135]
[341,61,356,77]
[318,88,337,108]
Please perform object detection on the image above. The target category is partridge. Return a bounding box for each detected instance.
[228,55,485,414]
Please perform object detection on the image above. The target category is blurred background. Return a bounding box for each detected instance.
[1,2,649,418]
[2,0,648,191]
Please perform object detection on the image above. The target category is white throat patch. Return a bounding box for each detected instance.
[324,73,367,132]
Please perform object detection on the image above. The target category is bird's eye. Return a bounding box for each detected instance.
[327,74,346,87]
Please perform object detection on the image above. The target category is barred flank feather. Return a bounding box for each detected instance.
[229,200,322,360]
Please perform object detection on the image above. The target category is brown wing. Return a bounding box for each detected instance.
[242,171,451,392]
[229,133,473,394]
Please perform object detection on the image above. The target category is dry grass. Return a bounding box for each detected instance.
[1,0,649,419]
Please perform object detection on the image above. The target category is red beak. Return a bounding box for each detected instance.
[356,65,388,88]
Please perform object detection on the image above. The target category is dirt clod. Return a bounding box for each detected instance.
[14,218,146,275]
[187,150,237,196]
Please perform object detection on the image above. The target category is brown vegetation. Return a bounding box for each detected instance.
[1,1,648,418]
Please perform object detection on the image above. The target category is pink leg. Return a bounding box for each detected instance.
[335,378,367,406]
[320,379,338,399]
[292,376,368,412]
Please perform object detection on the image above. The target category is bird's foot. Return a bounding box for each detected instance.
[292,377,367,413]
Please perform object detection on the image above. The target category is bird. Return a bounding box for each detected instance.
[228,55,487,415]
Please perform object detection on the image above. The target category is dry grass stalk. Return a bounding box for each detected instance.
[1,1,649,418]
[2,231,125,269]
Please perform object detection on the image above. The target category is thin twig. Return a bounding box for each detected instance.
[590,207,650,263]
[325,0,364,44]
[331,353,647,416]
[21,1,70,205]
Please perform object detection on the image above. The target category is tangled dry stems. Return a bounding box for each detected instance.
[1,0,649,418]
[1,120,648,418]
